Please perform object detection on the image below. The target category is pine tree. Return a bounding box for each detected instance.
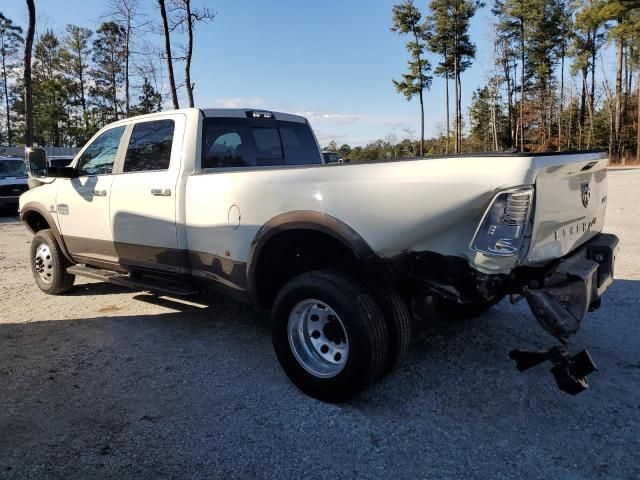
[426,0,481,153]
[61,25,92,142]
[391,0,432,157]
[91,22,126,123]
[32,31,71,146]
[426,1,453,153]
[131,77,162,114]
[493,0,534,150]
[526,0,563,149]
[0,14,23,146]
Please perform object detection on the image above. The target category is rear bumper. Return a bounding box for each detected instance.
[523,232,618,340]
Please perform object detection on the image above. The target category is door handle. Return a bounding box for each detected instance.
[151,188,172,197]
[93,189,107,197]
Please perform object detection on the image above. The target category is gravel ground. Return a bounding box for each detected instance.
[1,169,639,480]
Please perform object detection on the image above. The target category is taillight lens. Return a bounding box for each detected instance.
[472,187,534,257]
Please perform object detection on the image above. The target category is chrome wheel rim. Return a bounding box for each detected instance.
[34,243,54,284]
[287,299,349,378]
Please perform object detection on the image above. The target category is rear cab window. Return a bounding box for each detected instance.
[201,114,321,169]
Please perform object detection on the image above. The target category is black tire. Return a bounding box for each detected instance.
[30,229,75,295]
[434,295,503,321]
[271,269,389,402]
[364,281,412,376]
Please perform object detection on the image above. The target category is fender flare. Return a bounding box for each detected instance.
[245,210,378,307]
[20,202,75,264]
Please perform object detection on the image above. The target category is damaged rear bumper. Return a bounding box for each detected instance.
[403,232,619,395]
[523,233,618,341]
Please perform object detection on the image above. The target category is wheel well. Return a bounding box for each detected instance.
[23,210,50,234]
[253,229,357,309]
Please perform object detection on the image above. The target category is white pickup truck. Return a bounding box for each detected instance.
[20,108,618,401]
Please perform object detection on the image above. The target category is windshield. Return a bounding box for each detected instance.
[0,159,28,178]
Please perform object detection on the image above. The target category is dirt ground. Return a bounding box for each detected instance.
[1,169,639,479]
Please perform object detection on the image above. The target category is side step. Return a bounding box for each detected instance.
[67,265,200,297]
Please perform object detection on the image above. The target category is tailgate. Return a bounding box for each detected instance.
[526,152,608,263]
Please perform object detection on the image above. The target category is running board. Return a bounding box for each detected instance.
[67,265,200,297]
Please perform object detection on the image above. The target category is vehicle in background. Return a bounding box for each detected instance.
[0,156,29,211]
[322,151,344,163]
[48,156,75,168]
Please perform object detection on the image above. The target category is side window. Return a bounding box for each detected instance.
[123,120,175,172]
[77,126,125,176]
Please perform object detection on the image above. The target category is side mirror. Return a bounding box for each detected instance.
[26,147,48,178]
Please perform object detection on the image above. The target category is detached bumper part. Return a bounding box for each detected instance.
[511,233,618,395]
[523,233,618,341]
[509,347,597,395]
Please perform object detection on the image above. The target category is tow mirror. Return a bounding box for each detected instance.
[26,147,48,178]
[26,147,76,179]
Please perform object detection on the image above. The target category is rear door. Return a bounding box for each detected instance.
[109,114,186,273]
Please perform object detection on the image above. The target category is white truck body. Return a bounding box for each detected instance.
[18,107,618,399]
[19,108,608,277]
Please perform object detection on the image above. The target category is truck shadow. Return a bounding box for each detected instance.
[1,279,638,477]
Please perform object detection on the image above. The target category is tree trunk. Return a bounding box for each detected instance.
[159,0,179,109]
[454,29,460,154]
[558,40,565,151]
[519,16,525,151]
[24,0,36,147]
[615,34,623,161]
[579,64,587,134]
[444,47,449,154]
[77,47,88,134]
[503,44,513,148]
[492,75,499,150]
[1,36,12,146]
[125,17,131,116]
[419,88,424,157]
[184,0,195,108]
[457,70,462,153]
[637,61,640,162]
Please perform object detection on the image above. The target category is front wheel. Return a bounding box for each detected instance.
[30,229,75,295]
[271,269,389,402]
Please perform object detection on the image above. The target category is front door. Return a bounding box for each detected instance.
[109,114,185,273]
[57,125,127,264]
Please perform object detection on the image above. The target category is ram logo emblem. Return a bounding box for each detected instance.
[581,181,591,208]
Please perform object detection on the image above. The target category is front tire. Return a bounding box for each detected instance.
[30,229,75,295]
[271,269,388,402]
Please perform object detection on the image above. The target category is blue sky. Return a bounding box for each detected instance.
[3,0,617,147]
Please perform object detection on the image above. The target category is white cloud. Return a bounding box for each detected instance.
[315,132,350,146]
[294,111,361,125]
[214,97,267,108]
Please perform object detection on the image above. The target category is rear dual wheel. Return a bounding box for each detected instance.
[271,269,411,402]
